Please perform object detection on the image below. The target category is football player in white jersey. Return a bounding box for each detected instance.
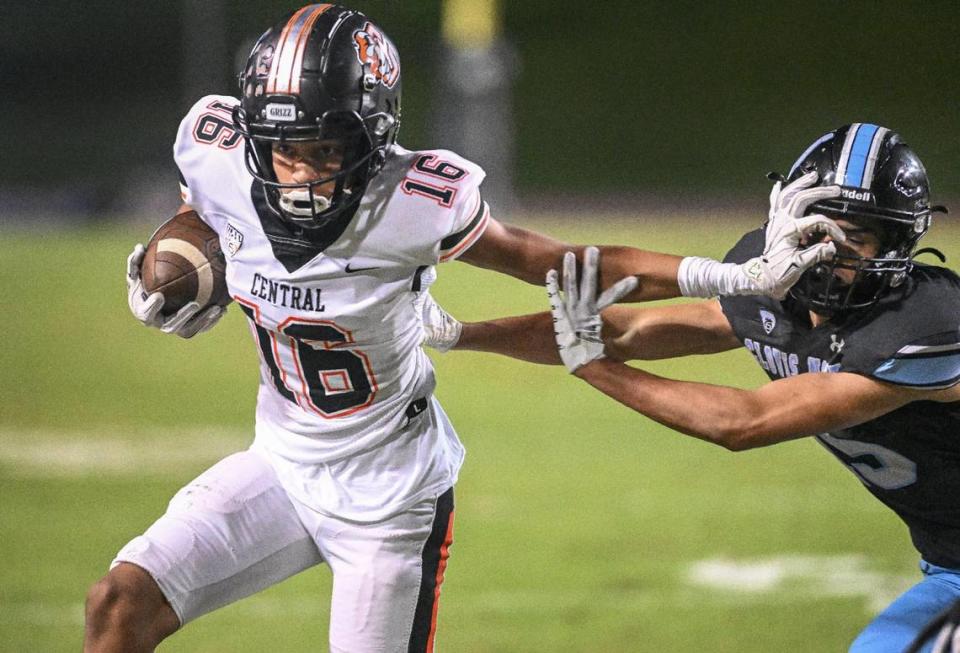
[83,5,841,652]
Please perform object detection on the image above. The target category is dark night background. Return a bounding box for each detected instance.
[2,1,958,220]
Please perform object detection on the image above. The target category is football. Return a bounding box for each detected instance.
[141,210,232,316]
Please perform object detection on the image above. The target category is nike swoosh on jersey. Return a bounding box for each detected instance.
[344,263,380,273]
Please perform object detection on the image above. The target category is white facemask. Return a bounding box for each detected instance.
[278,187,331,218]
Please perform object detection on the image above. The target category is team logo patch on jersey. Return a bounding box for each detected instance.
[226,224,244,257]
[353,22,400,89]
[760,309,776,334]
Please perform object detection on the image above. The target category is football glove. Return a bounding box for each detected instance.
[677,171,845,300]
[416,290,462,353]
[754,170,846,298]
[125,243,224,339]
[547,247,639,373]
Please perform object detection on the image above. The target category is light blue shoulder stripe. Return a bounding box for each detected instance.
[873,352,960,387]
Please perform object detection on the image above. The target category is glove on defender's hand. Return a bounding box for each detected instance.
[547,247,638,373]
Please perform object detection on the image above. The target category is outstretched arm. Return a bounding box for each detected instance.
[429,174,846,361]
[458,171,845,303]
[457,217,683,301]
[455,311,560,364]
[575,360,931,450]
[451,300,740,365]
[545,245,959,449]
[423,248,740,365]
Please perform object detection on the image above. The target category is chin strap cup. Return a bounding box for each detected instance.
[279,188,331,218]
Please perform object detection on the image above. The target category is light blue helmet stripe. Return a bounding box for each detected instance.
[788,131,835,178]
[835,123,891,189]
[841,123,880,188]
[861,125,890,190]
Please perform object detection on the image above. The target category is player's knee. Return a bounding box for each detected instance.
[85,564,175,643]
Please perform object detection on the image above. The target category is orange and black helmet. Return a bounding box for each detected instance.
[233,4,402,231]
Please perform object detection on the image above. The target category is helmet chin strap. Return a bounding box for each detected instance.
[278,188,331,221]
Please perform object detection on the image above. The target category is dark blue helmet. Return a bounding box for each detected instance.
[786,123,942,315]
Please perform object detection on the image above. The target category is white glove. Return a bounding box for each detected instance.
[125,243,225,339]
[547,247,639,373]
[417,291,462,352]
[677,171,846,300]
[752,170,846,298]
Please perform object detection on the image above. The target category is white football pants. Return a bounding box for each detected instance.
[112,448,455,652]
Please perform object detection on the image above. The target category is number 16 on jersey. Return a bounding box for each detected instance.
[238,299,378,418]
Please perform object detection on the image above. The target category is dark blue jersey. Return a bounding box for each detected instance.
[719,229,960,568]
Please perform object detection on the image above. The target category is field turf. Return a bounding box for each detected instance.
[3,213,958,651]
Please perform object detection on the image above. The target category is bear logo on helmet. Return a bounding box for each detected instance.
[353,22,400,89]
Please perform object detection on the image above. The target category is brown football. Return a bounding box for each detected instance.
[141,210,232,316]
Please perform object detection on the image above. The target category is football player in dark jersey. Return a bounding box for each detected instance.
[432,124,960,652]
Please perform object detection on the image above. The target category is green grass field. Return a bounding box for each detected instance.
[3,214,959,652]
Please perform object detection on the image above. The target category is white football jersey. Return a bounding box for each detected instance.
[172,95,488,520]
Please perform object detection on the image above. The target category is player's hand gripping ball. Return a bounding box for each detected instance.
[126,210,231,338]
[141,210,231,313]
